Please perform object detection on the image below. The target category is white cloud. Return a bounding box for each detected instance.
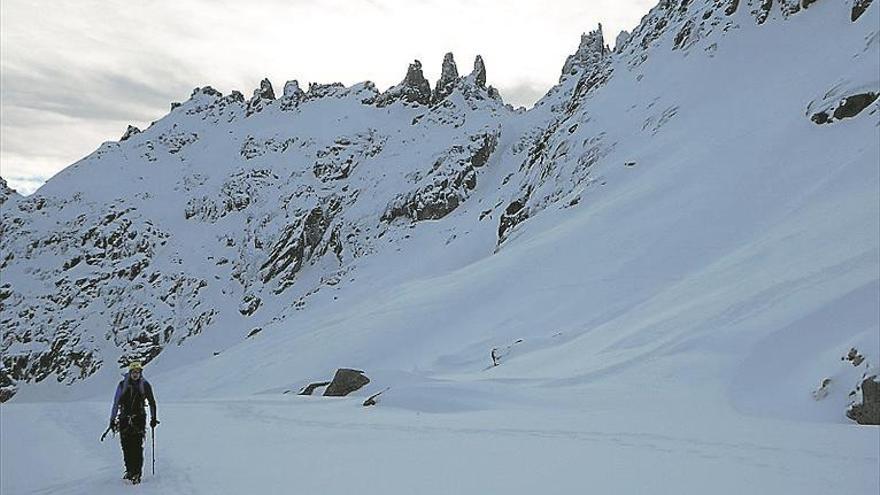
[0,0,654,194]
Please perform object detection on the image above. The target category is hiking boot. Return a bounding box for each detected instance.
[131,473,142,485]
[123,472,133,480]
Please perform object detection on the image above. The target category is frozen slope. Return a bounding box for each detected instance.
[2,1,879,494]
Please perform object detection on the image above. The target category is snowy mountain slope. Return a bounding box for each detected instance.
[1,0,877,414]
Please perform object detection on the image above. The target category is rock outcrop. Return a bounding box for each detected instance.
[323,368,370,396]
[376,60,432,107]
[471,55,487,89]
[246,78,276,116]
[561,25,610,81]
[432,52,460,104]
[847,376,880,425]
[120,125,141,142]
[852,0,874,21]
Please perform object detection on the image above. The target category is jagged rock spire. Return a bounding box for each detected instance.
[254,78,276,101]
[374,60,432,107]
[471,55,487,88]
[283,80,304,99]
[560,24,610,81]
[614,30,631,53]
[401,60,432,104]
[432,52,459,103]
[246,78,276,116]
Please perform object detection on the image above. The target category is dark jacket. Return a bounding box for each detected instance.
[110,372,157,427]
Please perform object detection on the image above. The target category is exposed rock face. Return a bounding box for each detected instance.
[472,55,487,88]
[260,202,337,292]
[323,368,370,396]
[432,52,460,103]
[847,376,880,425]
[725,0,740,15]
[120,125,141,142]
[561,25,609,82]
[376,60,432,107]
[283,80,303,99]
[0,177,20,207]
[614,30,631,53]
[852,0,874,21]
[246,78,276,116]
[313,130,386,182]
[383,132,499,223]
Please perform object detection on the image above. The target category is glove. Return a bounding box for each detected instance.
[110,419,117,432]
[150,418,160,428]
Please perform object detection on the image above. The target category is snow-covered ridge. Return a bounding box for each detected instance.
[1,0,877,431]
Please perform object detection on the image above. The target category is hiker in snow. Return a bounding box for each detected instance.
[109,361,159,484]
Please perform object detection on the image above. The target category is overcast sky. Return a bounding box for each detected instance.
[0,0,654,194]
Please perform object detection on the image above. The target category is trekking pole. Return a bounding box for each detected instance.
[151,425,156,475]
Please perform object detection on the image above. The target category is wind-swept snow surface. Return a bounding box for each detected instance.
[2,1,879,493]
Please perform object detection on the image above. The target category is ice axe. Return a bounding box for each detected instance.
[100,423,114,442]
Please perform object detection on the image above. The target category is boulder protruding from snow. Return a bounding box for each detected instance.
[432,52,460,103]
[299,381,331,395]
[323,368,370,396]
[847,376,880,425]
[811,92,879,124]
[852,0,873,21]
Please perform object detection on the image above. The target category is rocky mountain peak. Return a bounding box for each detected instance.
[246,78,276,116]
[560,24,609,81]
[374,60,432,107]
[432,52,460,103]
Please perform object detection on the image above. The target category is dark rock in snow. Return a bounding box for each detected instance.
[299,381,331,395]
[852,0,874,21]
[725,0,740,15]
[120,125,141,142]
[847,376,880,425]
[323,368,370,396]
[833,92,879,119]
[811,92,878,124]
